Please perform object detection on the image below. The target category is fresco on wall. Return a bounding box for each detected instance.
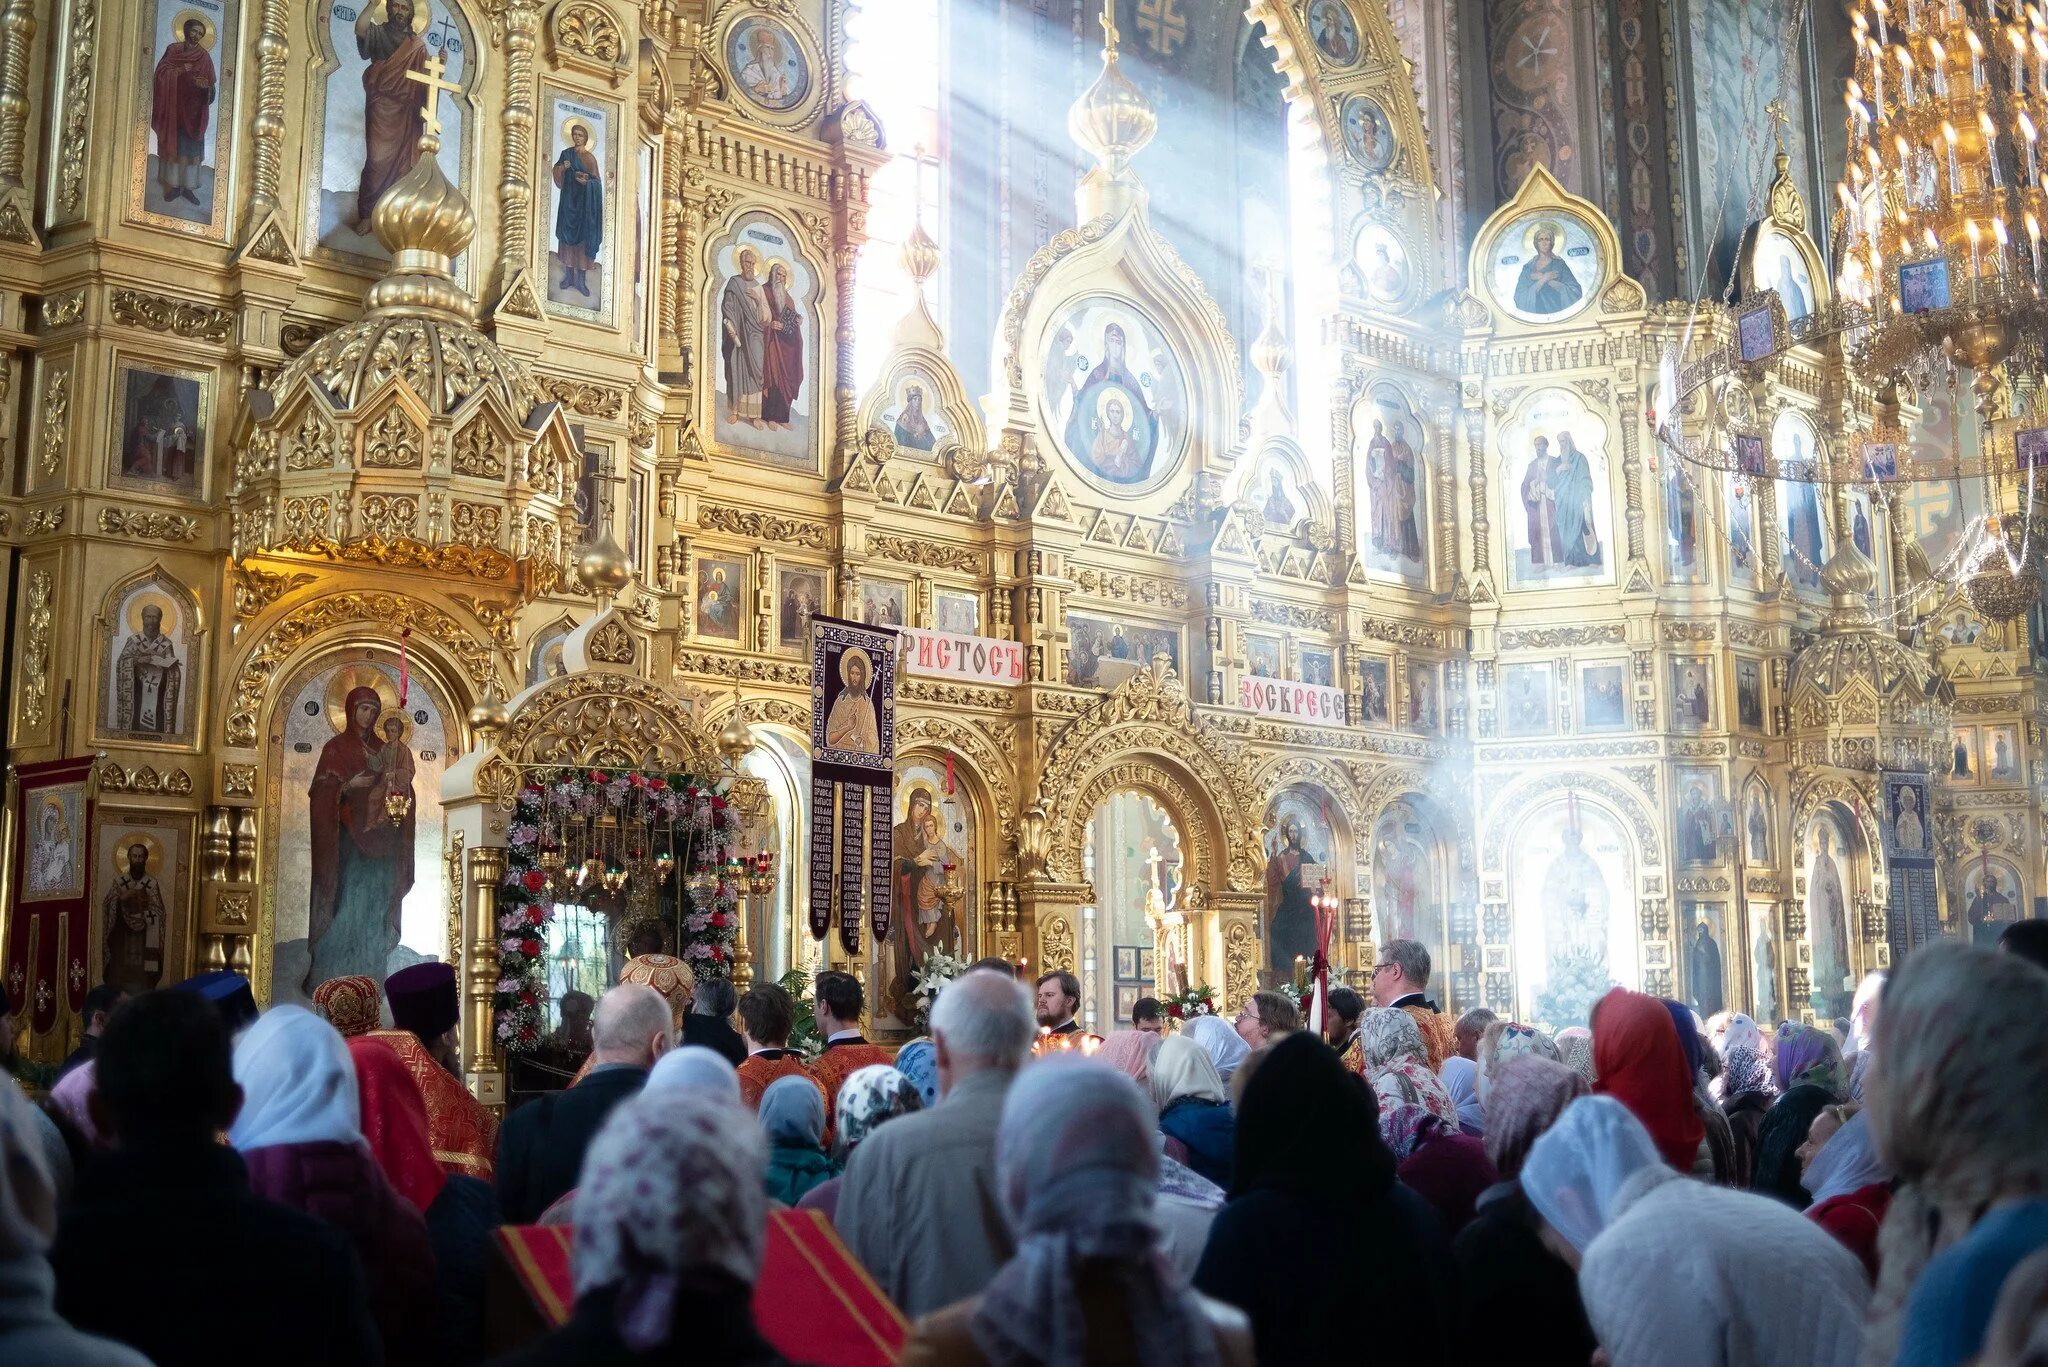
[874,760,975,1029]
[1040,297,1186,491]
[1504,389,1611,588]
[1510,798,1635,1028]
[270,655,453,1005]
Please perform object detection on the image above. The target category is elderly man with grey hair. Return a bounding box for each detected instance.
[1371,938,1457,1070]
[835,964,1036,1317]
[1454,1006,1498,1062]
[495,982,674,1223]
[682,975,747,1067]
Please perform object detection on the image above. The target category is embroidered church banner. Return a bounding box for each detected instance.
[807,616,898,954]
[7,756,97,1035]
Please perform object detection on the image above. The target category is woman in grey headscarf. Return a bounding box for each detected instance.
[898,1056,1253,1366]
[497,1091,793,1365]
[1864,941,2048,1366]
[0,1077,149,1365]
[757,1073,835,1205]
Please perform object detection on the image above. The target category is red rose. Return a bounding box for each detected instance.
[710,795,727,811]
[649,778,668,792]
[709,913,728,929]
[521,870,546,892]
[589,769,607,784]
[522,937,542,958]
[710,947,726,962]
[526,905,544,926]
[519,990,537,1006]
[627,773,644,788]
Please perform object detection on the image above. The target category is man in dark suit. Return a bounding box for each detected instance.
[681,976,747,1067]
[57,982,126,1081]
[494,982,672,1223]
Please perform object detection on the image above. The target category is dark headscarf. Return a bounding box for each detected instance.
[1751,1084,1835,1209]
[1660,1000,1704,1081]
[1232,1030,1394,1206]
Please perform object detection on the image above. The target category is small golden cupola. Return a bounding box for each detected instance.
[1068,0,1157,219]
[230,66,581,598]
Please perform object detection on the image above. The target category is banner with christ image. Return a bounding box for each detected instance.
[808,616,898,955]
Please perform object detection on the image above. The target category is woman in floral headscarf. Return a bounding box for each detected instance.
[1359,1008,1458,1128]
[797,1064,921,1223]
[1473,1020,1561,1105]
[497,1092,793,1366]
[1752,1020,1847,1209]
[1718,1040,1777,1189]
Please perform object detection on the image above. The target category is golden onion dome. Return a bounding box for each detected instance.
[717,707,757,764]
[466,679,513,734]
[575,533,633,598]
[267,131,535,423]
[1790,541,1939,709]
[1067,15,1155,182]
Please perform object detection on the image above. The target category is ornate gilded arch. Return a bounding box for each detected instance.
[500,671,720,774]
[896,714,1018,836]
[223,588,506,749]
[1034,664,1261,892]
[1253,753,1366,844]
[1790,774,1886,885]
[1480,768,1667,874]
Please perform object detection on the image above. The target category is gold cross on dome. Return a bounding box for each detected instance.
[1100,0,1120,52]
[406,52,461,138]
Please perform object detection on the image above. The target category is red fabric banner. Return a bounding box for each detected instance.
[8,756,97,1035]
[491,1210,906,1366]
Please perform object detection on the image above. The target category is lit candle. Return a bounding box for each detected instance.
[1898,48,1917,107]
[1966,29,1986,90]
[2021,111,2039,184]
[1995,217,2011,279]
[1930,39,1950,96]
[1985,113,2005,188]
[2027,212,2042,284]
[1873,0,1889,45]
[1946,121,1963,194]
[1968,218,1983,282]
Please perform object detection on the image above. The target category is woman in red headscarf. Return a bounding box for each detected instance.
[351,1037,498,1363]
[1591,987,1705,1171]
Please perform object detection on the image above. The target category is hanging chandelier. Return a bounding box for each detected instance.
[1651,3,2048,619]
[1837,0,2048,397]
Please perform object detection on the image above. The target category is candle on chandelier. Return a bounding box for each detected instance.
[1967,29,1987,90]
[1984,114,2005,188]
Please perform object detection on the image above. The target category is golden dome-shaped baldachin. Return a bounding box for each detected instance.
[275,313,540,421]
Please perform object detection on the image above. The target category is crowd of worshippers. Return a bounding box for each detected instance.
[2,923,2047,1366]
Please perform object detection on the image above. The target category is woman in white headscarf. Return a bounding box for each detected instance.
[898,1056,1253,1366]
[1183,1015,1249,1081]
[1797,1107,1890,1280]
[229,1005,435,1363]
[1864,942,2048,1367]
[1520,1095,1867,1367]
[644,1042,743,1103]
[498,1091,795,1366]
[1842,971,1885,1101]
[1150,1034,1235,1187]
[0,1077,149,1365]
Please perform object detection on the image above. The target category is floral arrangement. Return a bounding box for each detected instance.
[1162,984,1219,1021]
[906,941,969,1032]
[495,767,738,1052]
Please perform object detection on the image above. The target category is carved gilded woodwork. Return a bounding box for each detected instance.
[497,671,718,779]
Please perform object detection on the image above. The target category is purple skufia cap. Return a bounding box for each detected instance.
[385,961,459,1039]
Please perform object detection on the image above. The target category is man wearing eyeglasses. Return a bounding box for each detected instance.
[1371,938,1456,1070]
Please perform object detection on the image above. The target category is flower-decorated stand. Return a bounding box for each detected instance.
[440,596,742,1108]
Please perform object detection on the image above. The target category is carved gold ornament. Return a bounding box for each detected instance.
[109,289,233,343]
[19,569,53,729]
[99,508,201,542]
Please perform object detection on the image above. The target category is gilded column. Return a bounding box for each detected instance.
[1431,400,1457,587]
[1329,370,1358,556]
[464,843,508,1102]
[1464,405,1489,577]
[1619,405,1647,563]
[0,0,34,190]
[496,0,538,291]
[238,0,291,258]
